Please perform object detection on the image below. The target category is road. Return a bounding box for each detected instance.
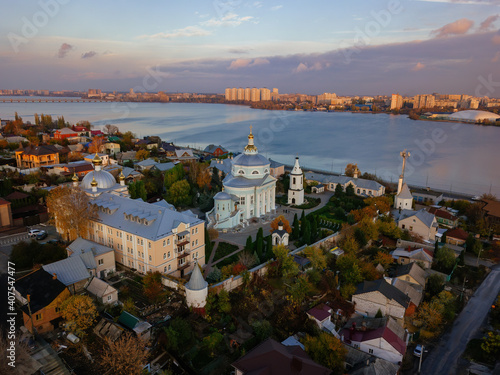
[420,265,500,375]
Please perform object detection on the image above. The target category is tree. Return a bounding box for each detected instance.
[292,213,300,239]
[122,298,138,316]
[340,233,359,253]
[104,124,119,135]
[270,215,292,233]
[143,271,167,304]
[238,251,257,268]
[251,320,273,341]
[336,253,364,286]
[245,235,254,252]
[413,301,443,337]
[164,318,193,352]
[344,163,359,177]
[435,246,456,272]
[88,135,104,154]
[273,244,299,278]
[218,290,231,313]
[100,333,148,375]
[303,332,347,374]
[346,184,355,196]
[335,183,344,197]
[302,217,311,244]
[427,273,445,297]
[164,164,185,190]
[60,295,98,336]
[373,251,393,269]
[288,274,312,307]
[128,180,147,201]
[136,149,149,161]
[481,331,500,359]
[167,180,191,206]
[304,246,327,271]
[46,186,96,241]
[203,332,224,357]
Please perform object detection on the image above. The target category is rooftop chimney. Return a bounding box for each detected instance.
[52,273,57,280]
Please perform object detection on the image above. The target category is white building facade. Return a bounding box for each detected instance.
[208,128,277,229]
[288,157,304,205]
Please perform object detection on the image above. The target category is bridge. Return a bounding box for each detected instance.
[0,98,113,103]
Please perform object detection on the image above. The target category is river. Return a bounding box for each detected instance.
[1,99,499,196]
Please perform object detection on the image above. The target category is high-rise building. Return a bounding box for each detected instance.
[390,94,403,110]
[225,88,232,101]
[413,94,435,109]
[250,87,260,102]
[260,87,271,101]
[237,87,244,100]
[244,87,251,101]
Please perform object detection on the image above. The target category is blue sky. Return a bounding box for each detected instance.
[1,0,499,95]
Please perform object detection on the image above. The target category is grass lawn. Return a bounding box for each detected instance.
[293,197,321,209]
[213,241,239,262]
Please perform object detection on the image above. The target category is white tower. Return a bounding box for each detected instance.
[288,157,304,205]
[394,149,413,209]
[185,262,208,310]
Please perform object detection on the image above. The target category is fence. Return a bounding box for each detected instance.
[161,274,186,295]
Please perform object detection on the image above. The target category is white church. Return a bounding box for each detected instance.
[208,127,277,229]
[288,157,304,205]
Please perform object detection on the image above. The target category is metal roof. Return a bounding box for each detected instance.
[42,256,90,286]
[185,263,207,291]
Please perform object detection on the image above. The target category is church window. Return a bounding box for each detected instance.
[250,196,254,204]
[252,170,259,174]
[264,169,269,174]
[240,196,245,205]
[149,255,152,261]
[168,264,171,271]
[293,177,296,184]
[238,170,244,175]
[168,251,171,258]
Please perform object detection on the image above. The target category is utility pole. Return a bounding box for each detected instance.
[418,345,425,374]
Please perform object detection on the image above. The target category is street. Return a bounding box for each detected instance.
[420,265,500,375]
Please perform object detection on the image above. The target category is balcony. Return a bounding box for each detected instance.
[177,240,189,247]
[177,262,190,271]
[177,252,189,260]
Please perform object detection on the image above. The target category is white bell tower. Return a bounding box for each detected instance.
[288,157,304,205]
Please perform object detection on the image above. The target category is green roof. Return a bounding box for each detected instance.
[118,311,139,329]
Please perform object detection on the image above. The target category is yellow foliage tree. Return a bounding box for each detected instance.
[61,295,98,336]
[136,149,149,161]
[88,135,104,153]
[303,332,347,372]
[303,246,327,271]
[100,333,148,375]
[373,251,394,269]
[46,185,96,241]
[269,215,292,233]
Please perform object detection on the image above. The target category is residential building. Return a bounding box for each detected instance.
[394,262,426,288]
[391,278,423,316]
[209,158,232,176]
[232,338,331,375]
[344,346,400,375]
[390,94,403,110]
[352,279,411,325]
[204,144,228,157]
[15,144,60,169]
[306,303,338,336]
[250,87,260,102]
[87,192,205,277]
[396,209,438,242]
[100,142,121,156]
[86,277,118,305]
[305,171,385,197]
[480,199,500,227]
[428,207,459,227]
[340,316,407,364]
[411,187,443,205]
[118,311,152,342]
[260,87,271,101]
[54,127,78,140]
[66,237,116,278]
[445,227,469,246]
[15,269,71,334]
[413,94,435,109]
[173,149,196,161]
[0,198,13,229]
[391,247,433,269]
[42,256,92,294]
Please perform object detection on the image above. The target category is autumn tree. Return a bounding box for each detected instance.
[88,135,105,153]
[164,163,185,189]
[434,246,457,272]
[136,149,149,161]
[272,244,299,278]
[100,333,148,375]
[303,246,327,271]
[336,253,363,287]
[270,215,292,233]
[345,163,360,177]
[143,271,167,304]
[288,274,312,308]
[187,161,211,189]
[203,332,224,357]
[167,180,191,207]
[373,251,393,269]
[61,295,98,336]
[303,332,347,374]
[46,185,97,241]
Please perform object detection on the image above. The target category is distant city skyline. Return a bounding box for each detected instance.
[1,0,499,96]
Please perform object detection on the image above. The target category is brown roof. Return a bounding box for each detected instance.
[5,191,30,200]
[18,144,59,156]
[232,338,331,375]
[64,163,94,173]
[445,227,469,241]
[482,199,500,219]
[0,198,11,206]
[428,207,458,221]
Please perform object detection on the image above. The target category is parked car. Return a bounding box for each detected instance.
[414,344,423,357]
[36,231,48,240]
[28,229,41,237]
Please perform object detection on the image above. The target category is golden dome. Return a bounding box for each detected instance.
[90,175,98,187]
[92,152,102,165]
[244,126,257,153]
[72,172,78,182]
[119,171,125,180]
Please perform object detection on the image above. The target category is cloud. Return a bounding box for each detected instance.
[412,62,426,71]
[271,5,283,11]
[228,57,270,69]
[57,43,74,58]
[228,48,252,54]
[492,34,500,44]
[293,61,329,73]
[201,13,254,27]
[431,18,474,38]
[479,15,499,31]
[139,26,210,39]
[492,51,500,62]
[253,2,263,8]
[81,51,97,59]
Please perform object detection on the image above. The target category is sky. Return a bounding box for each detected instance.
[1,0,500,96]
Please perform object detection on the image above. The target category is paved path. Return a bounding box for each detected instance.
[0,232,29,246]
[203,239,244,277]
[420,265,500,375]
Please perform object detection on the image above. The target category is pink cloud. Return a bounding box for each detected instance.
[479,15,499,32]
[431,18,474,38]
[492,34,500,44]
[228,58,270,69]
[412,62,426,71]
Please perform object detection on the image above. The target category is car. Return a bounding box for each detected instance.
[28,229,41,237]
[413,344,423,357]
[36,231,48,240]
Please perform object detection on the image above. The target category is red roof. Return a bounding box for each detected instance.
[307,304,332,322]
[0,198,11,206]
[428,207,458,221]
[445,228,469,241]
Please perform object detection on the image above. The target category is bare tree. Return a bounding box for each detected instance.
[104,124,119,135]
[100,333,149,375]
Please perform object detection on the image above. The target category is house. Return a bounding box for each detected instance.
[87,192,205,277]
[83,153,111,167]
[54,127,78,140]
[204,144,228,157]
[306,303,338,336]
[135,158,157,171]
[427,207,459,227]
[14,269,71,334]
[344,345,400,375]
[305,171,385,197]
[269,159,285,178]
[480,199,500,227]
[42,256,92,294]
[396,209,438,242]
[340,316,407,365]
[160,142,176,157]
[104,165,143,182]
[118,311,152,342]
[66,237,116,278]
[312,184,325,193]
[62,162,94,178]
[390,247,433,269]
[293,255,311,270]
[15,144,60,169]
[0,198,13,228]
[394,262,426,288]
[209,158,232,176]
[86,277,118,305]
[116,150,137,164]
[444,227,469,246]
[173,148,196,161]
[151,162,176,173]
[411,187,443,205]
[391,278,423,316]
[100,142,121,156]
[232,338,331,375]
[352,279,411,325]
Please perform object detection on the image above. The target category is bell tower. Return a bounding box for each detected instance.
[288,157,304,205]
